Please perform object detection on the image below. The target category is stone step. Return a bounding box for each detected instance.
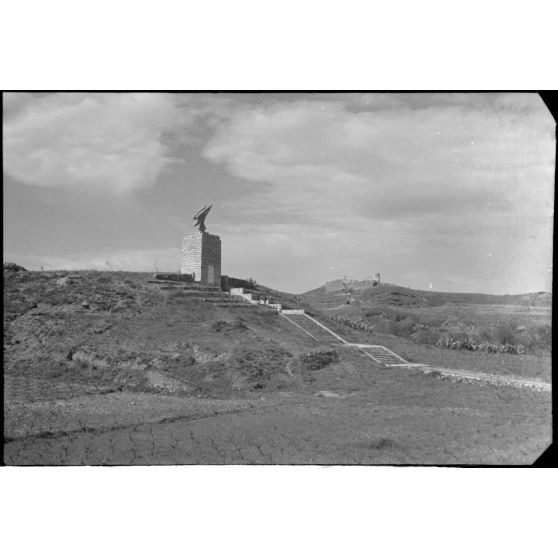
[283,313,343,343]
[361,347,408,366]
[282,313,413,367]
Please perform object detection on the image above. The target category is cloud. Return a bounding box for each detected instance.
[201,93,554,293]
[203,94,554,228]
[3,93,183,194]
[3,92,553,294]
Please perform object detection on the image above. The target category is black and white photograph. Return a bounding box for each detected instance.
[1,2,557,557]
[3,91,553,466]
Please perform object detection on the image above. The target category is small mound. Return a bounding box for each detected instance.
[228,346,292,390]
[299,349,340,371]
[211,317,248,333]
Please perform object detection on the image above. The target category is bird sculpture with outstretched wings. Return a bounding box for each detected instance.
[193,204,213,232]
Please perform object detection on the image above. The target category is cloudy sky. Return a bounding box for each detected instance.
[3,92,554,294]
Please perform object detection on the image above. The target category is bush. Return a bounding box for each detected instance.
[478,327,493,343]
[331,315,374,333]
[300,350,340,370]
[494,324,518,345]
[534,324,551,351]
[414,329,439,345]
[4,262,27,272]
[435,334,525,355]
[385,316,416,337]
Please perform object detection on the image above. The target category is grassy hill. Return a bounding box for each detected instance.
[3,270,343,399]
[302,281,552,356]
[303,280,552,307]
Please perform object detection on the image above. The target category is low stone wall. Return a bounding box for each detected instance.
[154,273,194,282]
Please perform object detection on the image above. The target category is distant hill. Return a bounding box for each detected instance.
[300,280,551,355]
[302,280,552,308]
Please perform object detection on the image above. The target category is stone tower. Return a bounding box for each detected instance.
[180,231,222,285]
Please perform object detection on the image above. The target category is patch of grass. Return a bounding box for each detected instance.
[299,349,340,371]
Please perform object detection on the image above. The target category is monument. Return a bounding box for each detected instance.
[180,204,222,286]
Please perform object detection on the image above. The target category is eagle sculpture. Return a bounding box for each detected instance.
[193,204,213,232]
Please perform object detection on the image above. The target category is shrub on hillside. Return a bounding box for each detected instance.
[494,323,518,346]
[300,350,340,370]
[230,347,292,390]
[533,324,551,352]
[435,334,525,355]
[478,327,494,343]
[386,316,416,337]
[414,329,440,345]
[331,315,374,333]
[211,318,248,333]
[4,262,27,272]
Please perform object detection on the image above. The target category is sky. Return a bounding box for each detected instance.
[3,92,555,295]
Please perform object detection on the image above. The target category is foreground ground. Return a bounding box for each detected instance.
[5,359,550,465]
[3,271,552,465]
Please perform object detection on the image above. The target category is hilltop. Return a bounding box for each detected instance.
[301,280,552,356]
[3,270,342,398]
[303,280,552,307]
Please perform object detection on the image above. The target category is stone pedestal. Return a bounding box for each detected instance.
[180,231,221,285]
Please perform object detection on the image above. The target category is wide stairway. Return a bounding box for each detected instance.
[281,312,346,344]
[226,286,419,367]
[356,345,410,366]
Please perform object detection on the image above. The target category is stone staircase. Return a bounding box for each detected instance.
[228,287,419,366]
[346,344,418,367]
[150,281,544,386]
[229,287,292,309]
[280,312,347,344]
[280,311,422,367]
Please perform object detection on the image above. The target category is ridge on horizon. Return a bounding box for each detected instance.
[4,265,552,300]
[300,278,552,301]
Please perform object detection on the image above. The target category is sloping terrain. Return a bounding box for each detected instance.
[304,280,552,307]
[3,270,552,465]
[4,271,331,398]
[302,281,552,371]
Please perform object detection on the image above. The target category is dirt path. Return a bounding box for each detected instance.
[420,366,551,392]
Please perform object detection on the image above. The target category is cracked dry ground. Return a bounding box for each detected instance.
[4,353,551,465]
